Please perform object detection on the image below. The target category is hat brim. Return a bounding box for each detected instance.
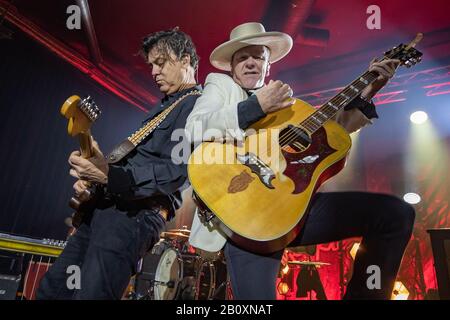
[210,32,293,71]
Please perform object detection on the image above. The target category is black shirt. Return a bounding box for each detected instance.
[106,85,202,219]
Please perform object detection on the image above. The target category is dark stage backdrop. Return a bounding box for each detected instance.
[0,23,148,240]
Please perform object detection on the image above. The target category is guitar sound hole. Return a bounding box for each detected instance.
[280,125,312,152]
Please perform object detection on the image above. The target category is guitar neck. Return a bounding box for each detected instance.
[297,33,424,133]
[300,69,380,133]
[78,130,93,158]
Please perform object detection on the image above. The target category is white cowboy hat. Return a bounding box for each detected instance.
[210,22,293,71]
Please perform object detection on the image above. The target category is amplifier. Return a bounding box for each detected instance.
[0,274,21,300]
[0,253,23,300]
[0,232,66,300]
[0,232,66,257]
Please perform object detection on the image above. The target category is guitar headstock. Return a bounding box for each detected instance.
[60,95,101,136]
[383,33,423,68]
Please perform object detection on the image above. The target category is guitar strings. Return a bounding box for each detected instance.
[280,70,378,146]
[278,76,371,146]
[278,70,379,147]
[278,51,399,147]
[298,52,397,132]
[286,72,377,145]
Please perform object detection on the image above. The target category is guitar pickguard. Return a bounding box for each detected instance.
[282,127,337,194]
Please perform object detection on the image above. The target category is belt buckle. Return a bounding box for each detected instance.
[154,205,169,221]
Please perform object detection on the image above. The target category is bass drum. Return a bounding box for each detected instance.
[134,240,199,300]
[157,249,203,300]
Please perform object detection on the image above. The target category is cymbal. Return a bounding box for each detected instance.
[161,231,190,239]
[287,261,331,266]
[166,228,191,234]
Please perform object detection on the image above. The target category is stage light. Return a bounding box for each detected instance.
[406,110,448,211]
[410,111,428,124]
[391,281,409,300]
[403,192,421,204]
[277,282,290,295]
[350,242,360,260]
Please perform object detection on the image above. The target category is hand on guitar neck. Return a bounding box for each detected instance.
[360,58,401,100]
[69,139,109,186]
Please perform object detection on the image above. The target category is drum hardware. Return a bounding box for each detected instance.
[132,231,229,300]
[153,280,175,287]
[211,281,227,299]
[134,279,176,300]
[287,261,331,267]
[287,260,330,300]
[194,248,223,262]
[208,259,229,300]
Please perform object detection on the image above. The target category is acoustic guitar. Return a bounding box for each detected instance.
[188,34,423,253]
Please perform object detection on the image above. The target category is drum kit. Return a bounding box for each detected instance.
[130,227,228,300]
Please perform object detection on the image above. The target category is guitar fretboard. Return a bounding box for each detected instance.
[300,70,379,134]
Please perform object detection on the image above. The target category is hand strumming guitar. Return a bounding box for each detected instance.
[255,80,294,114]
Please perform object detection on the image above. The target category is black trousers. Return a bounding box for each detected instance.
[224,192,415,300]
[36,207,165,300]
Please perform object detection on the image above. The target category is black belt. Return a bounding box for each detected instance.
[113,195,173,219]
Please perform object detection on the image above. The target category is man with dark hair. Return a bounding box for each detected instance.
[141,27,199,75]
[37,28,201,300]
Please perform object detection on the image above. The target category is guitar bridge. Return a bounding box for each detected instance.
[236,153,275,189]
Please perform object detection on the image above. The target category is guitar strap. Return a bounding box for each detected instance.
[107,90,201,164]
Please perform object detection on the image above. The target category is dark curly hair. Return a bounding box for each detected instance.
[141,27,199,71]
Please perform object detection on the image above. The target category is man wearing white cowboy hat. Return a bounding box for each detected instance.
[185,22,414,299]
